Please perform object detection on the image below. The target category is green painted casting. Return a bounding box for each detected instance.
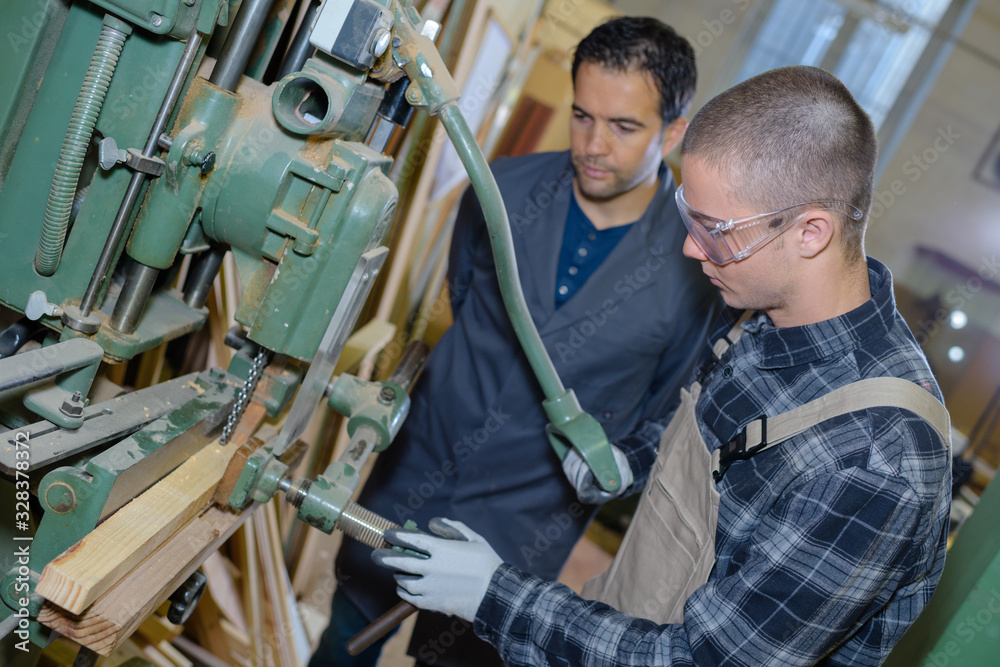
[327,374,410,452]
[89,0,229,38]
[0,369,237,647]
[885,476,1000,665]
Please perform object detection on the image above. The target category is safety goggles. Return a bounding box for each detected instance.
[675,185,864,265]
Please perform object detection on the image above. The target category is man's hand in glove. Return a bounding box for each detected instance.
[371,517,502,623]
[562,444,634,504]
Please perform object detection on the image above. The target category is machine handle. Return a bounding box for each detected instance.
[387,340,430,393]
[345,600,417,655]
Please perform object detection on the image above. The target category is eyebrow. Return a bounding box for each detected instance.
[571,104,647,129]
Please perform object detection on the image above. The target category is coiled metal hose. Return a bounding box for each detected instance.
[35,17,129,276]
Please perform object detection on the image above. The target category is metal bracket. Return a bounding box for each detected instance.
[98,137,165,177]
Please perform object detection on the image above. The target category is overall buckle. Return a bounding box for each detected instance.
[713,415,768,482]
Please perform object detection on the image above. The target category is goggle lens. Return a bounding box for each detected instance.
[675,185,862,265]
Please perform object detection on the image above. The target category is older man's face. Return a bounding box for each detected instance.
[569,62,669,202]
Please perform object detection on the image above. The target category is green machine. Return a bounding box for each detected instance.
[0,0,620,663]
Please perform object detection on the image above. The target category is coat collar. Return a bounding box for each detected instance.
[508,153,682,336]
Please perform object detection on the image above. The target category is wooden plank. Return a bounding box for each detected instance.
[213,401,269,505]
[37,437,242,614]
[334,318,396,376]
[136,613,182,646]
[37,504,252,656]
[201,551,247,633]
[237,520,265,667]
[185,587,234,664]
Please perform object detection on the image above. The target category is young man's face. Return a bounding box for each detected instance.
[569,62,674,201]
[680,156,795,315]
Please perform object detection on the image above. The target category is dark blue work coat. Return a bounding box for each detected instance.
[337,150,718,632]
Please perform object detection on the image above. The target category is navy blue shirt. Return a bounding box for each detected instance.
[554,193,633,308]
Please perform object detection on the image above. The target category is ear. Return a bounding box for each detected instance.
[792,210,836,259]
[660,117,688,159]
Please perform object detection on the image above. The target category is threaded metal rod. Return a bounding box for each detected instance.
[336,502,398,549]
[78,29,203,318]
[36,18,129,276]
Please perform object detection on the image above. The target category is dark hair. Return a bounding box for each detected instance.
[572,17,697,125]
[682,66,877,263]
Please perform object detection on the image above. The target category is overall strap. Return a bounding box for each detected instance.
[697,311,755,385]
[712,310,754,359]
[713,377,951,481]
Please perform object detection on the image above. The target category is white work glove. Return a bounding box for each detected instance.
[562,445,633,504]
[371,517,502,623]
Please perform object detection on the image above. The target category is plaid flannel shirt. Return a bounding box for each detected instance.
[474,258,951,666]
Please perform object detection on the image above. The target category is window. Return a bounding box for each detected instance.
[734,0,953,128]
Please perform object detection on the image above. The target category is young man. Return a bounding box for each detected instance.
[372,66,953,665]
[309,18,718,666]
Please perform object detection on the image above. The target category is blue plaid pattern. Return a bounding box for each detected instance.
[474,258,951,665]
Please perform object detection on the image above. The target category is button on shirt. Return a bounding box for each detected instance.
[554,193,633,308]
[473,258,951,666]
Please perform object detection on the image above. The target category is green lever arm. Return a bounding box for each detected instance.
[391,5,621,493]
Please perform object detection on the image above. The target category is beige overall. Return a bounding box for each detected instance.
[582,318,952,624]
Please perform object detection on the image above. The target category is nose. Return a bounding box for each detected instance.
[585,124,611,156]
[683,234,707,261]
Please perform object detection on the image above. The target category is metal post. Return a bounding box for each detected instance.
[182,247,226,308]
[109,262,160,334]
[210,0,278,92]
[71,31,203,330]
[275,0,320,79]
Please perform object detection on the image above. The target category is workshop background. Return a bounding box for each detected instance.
[1,0,999,665]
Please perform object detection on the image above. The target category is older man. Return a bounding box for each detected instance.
[311,17,718,667]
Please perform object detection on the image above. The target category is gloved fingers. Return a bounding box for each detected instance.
[371,548,428,576]
[382,527,431,555]
[428,517,475,541]
[393,573,424,597]
[611,444,634,489]
[562,448,593,487]
[382,528,460,558]
[395,586,420,609]
[562,448,585,477]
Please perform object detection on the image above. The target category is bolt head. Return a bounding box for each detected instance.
[200,151,216,175]
[372,28,391,57]
[150,14,163,28]
[60,392,85,417]
[378,386,396,404]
